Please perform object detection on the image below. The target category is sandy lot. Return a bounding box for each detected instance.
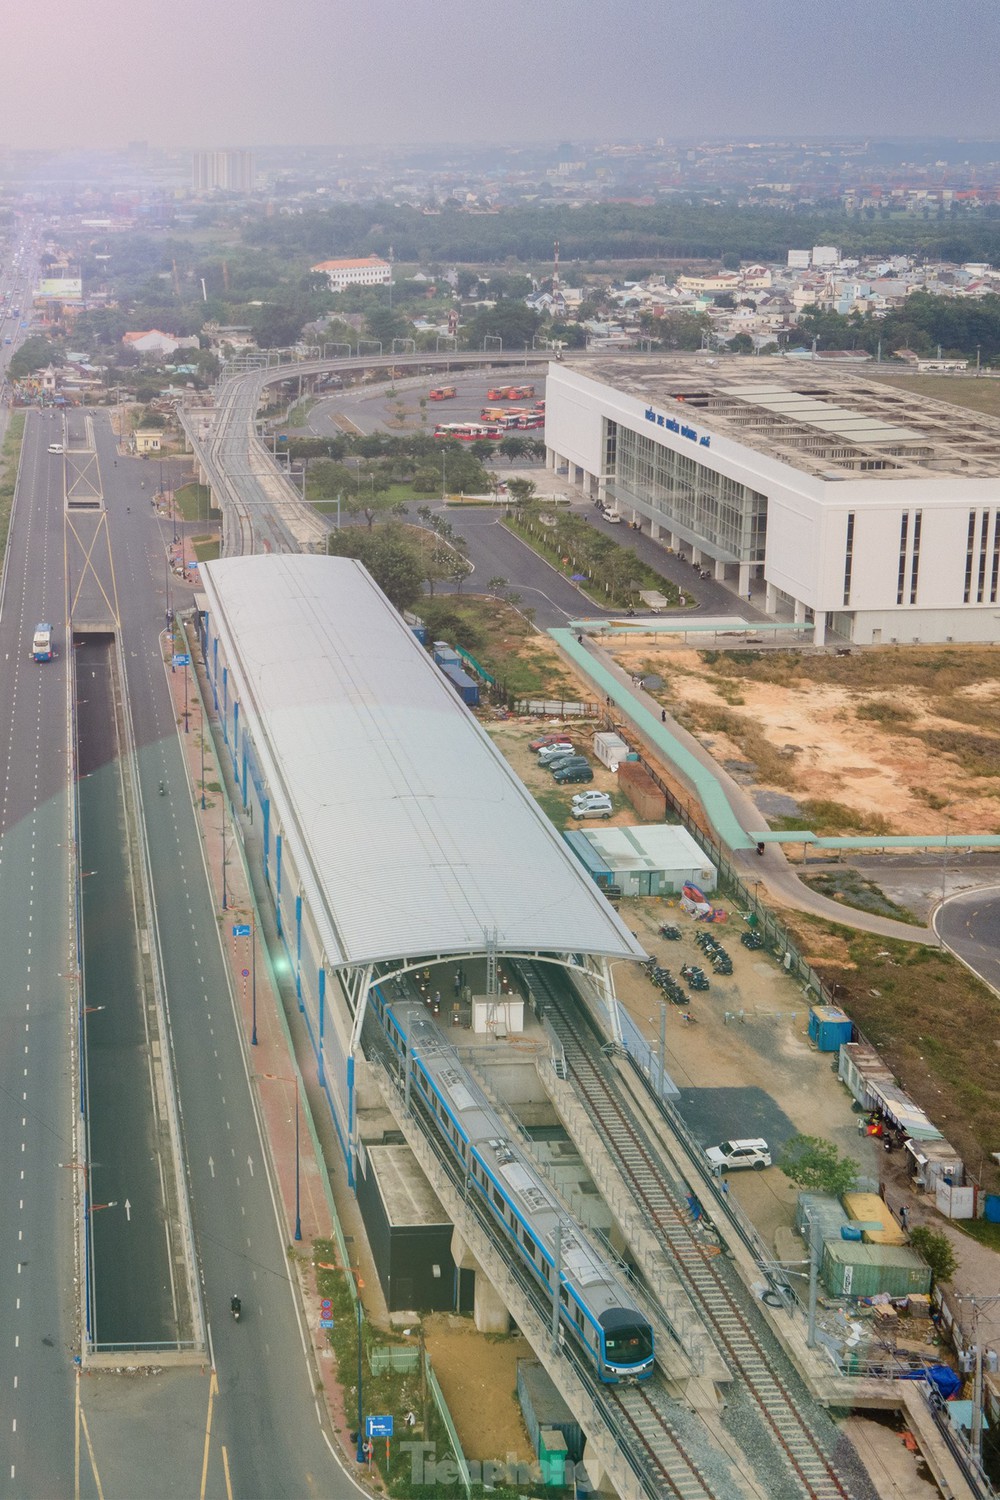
[608,640,1000,836]
[421,1314,535,1463]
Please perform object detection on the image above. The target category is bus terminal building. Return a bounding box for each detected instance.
[545,357,1000,645]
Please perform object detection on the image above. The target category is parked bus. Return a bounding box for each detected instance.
[429,386,457,401]
[31,624,54,662]
[486,384,536,401]
[434,422,502,442]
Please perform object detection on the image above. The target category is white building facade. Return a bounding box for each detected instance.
[310,255,392,290]
[545,359,1000,645]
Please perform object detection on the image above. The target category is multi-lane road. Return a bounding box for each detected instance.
[0,351,359,1493]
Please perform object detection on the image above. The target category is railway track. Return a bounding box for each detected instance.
[517,961,856,1500]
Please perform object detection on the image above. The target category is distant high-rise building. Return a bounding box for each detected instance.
[191,149,255,194]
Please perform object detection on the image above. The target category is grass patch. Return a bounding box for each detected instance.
[418,595,580,700]
[0,413,26,555]
[782,913,1000,1190]
[915,728,1000,776]
[681,702,797,787]
[802,869,920,924]
[191,534,220,564]
[313,1245,470,1497]
[956,1217,1000,1252]
[698,645,1000,702]
[855,698,916,725]
[503,510,690,612]
[771,798,894,837]
[174,482,217,522]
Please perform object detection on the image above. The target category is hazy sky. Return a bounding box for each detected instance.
[4,0,1000,151]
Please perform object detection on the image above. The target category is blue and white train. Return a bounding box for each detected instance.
[371,991,655,1383]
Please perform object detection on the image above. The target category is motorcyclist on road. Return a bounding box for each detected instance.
[231,1294,241,1320]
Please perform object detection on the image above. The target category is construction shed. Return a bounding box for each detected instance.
[563,823,716,899]
[355,1141,471,1313]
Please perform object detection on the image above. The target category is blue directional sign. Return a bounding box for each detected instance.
[366,1415,393,1438]
[172,653,191,667]
[232,923,251,938]
[278,433,288,443]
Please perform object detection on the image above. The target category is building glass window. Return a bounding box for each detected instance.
[896,513,909,606]
[843,512,855,606]
[909,510,921,605]
[964,510,977,603]
[977,509,991,603]
[610,426,767,563]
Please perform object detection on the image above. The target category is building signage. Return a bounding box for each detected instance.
[644,407,711,448]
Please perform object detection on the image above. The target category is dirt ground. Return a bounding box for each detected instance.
[420,1313,535,1463]
[619,895,883,1246]
[607,640,1000,837]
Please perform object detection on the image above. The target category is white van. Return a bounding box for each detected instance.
[47,443,63,455]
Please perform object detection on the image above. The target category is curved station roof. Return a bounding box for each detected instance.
[201,555,644,970]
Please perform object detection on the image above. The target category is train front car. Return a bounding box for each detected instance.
[598,1308,655,1383]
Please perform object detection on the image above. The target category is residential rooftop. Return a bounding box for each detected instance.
[585,356,1000,480]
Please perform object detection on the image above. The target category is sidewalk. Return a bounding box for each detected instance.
[161,595,386,1467]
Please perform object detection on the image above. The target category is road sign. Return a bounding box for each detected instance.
[241,967,250,978]
[366,1415,393,1438]
[232,923,251,937]
[172,653,190,667]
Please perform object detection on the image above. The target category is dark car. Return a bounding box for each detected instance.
[547,754,589,775]
[553,763,594,784]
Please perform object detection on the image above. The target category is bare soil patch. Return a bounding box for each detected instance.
[607,642,1000,837]
[421,1314,535,1463]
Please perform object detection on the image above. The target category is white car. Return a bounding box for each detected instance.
[47,443,64,454]
[705,1138,772,1173]
[571,792,613,819]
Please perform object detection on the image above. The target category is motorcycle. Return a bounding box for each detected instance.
[231,1294,241,1322]
[158,781,165,796]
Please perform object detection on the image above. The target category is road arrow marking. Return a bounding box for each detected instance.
[247,1155,254,1177]
[124,1199,131,1222]
[208,1156,215,1178]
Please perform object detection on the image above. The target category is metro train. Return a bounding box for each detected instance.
[370,990,655,1383]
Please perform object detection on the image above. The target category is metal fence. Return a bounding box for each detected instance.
[424,1353,472,1497]
[368,1344,420,1376]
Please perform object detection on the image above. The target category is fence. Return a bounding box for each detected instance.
[514,699,602,718]
[424,1352,472,1498]
[368,1344,421,1376]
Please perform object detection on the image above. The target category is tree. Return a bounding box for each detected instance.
[326,523,423,612]
[8,336,58,377]
[728,333,754,354]
[777,1134,858,1196]
[909,1227,957,1287]
[507,478,538,508]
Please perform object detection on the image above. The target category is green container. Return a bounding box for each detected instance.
[821,1239,931,1300]
[539,1428,568,1487]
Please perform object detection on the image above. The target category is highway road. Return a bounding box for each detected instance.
[936,885,1000,993]
[0,397,363,1495]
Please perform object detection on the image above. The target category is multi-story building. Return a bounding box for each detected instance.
[191,149,255,194]
[309,255,392,290]
[545,357,1000,646]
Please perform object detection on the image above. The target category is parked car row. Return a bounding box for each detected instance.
[535,738,594,785]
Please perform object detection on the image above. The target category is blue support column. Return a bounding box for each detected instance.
[222,668,229,745]
[262,800,271,885]
[232,700,240,771]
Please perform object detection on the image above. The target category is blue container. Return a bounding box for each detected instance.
[433,640,461,667]
[841,1224,864,1241]
[440,662,480,707]
[808,1004,854,1052]
[985,1195,1000,1224]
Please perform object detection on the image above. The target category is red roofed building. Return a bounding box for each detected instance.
[310,255,391,290]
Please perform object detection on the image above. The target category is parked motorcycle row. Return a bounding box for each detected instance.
[694,930,733,976]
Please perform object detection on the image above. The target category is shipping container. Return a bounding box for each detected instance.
[808,1005,853,1052]
[617,761,667,821]
[440,661,480,707]
[517,1361,585,1463]
[593,731,629,770]
[821,1240,931,1300]
[842,1192,908,1246]
[432,640,461,667]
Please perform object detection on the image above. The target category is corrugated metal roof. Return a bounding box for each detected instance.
[202,556,644,970]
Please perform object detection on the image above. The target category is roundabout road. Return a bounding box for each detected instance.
[935,884,1000,993]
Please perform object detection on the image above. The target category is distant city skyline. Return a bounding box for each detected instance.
[3,0,1000,153]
